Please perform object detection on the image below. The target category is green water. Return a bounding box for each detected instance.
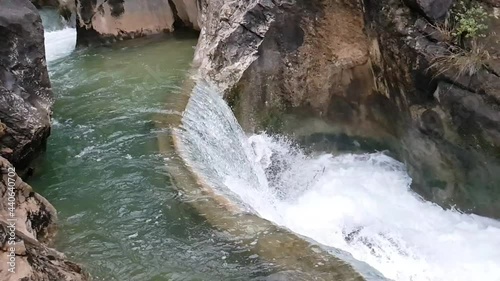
[29,35,275,281]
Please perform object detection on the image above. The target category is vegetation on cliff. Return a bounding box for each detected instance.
[430,0,494,77]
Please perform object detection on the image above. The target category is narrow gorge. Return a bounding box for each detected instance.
[1,0,500,280]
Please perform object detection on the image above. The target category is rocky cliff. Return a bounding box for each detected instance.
[194,0,375,134]
[365,0,500,217]
[72,0,500,217]
[0,0,53,173]
[193,0,500,218]
[0,157,88,281]
[74,0,200,45]
[0,1,89,279]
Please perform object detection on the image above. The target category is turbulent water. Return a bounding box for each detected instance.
[44,28,76,62]
[40,8,76,62]
[33,10,284,281]
[35,8,500,281]
[175,82,500,281]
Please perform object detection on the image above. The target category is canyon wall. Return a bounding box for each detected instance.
[30,0,59,8]
[194,0,380,137]
[72,0,500,217]
[0,0,53,173]
[74,0,200,45]
[194,0,500,218]
[1,1,88,279]
[365,0,500,217]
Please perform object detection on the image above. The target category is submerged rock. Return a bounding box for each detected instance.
[0,157,88,281]
[0,0,53,172]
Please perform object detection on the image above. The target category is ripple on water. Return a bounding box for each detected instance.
[31,25,278,280]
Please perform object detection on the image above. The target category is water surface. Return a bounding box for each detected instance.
[31,18,275,280]
[33,9,500,281]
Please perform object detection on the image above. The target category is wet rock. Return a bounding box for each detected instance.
[403,0,453,21]
[434,82,500,148]
[0,0,53,172]
[195,0,376,134]
[75,0,200,45]
[170,0,200,30]
[192,0,500,217]
[57,0,76,21]
[0,157,88,281]
[366,0,500,217]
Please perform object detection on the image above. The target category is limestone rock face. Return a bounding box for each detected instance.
[365,0,500,217]
[75,0,201,45]
[0,0,53,171]
[194,0,500,217]
[195,0,374,133]
[0,157,88,281]
[171,0,200,30]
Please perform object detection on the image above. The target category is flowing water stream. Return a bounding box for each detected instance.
[32,9,280,281]
[31,9,500,281]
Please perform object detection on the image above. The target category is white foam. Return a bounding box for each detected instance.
[176,81,500,281]
[244,134,500,281]
[44,27,76,62]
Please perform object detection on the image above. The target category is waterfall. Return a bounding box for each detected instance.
[40,8,76,63]
[174,81,274,213]
[44,28,76,62]
[174,80,500,281]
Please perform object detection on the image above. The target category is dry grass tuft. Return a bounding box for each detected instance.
[430,19,455,44]
[429,42,491,78]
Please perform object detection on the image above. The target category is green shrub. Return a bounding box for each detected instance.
[428,0,492,78]
[452,0,489,40]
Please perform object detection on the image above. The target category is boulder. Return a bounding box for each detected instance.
[0,0,53,171]
[403,0,453,21]
[0,157,88,281]
[75,0,200,45]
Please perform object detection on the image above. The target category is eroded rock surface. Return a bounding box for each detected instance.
[75,0,200,45]
[73,0,500,217]
[0,157,88,281]
[195,0,378,136]
[0,0,53,171]
[366,0,500,216]
[403,0,453,21]
[193,0,500,217]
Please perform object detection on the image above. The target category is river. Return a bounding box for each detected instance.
[30,8,500,281]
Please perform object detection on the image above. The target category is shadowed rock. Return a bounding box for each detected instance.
[0,0,53,172]
[30,0,59,8]
[191,0,500,218]
[403,0,453,21]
